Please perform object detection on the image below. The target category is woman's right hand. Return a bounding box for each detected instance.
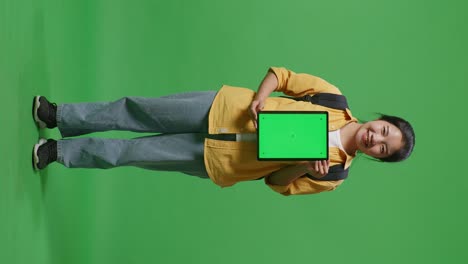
[249,99,265,129]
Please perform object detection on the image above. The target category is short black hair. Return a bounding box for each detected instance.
[372,113,415,162]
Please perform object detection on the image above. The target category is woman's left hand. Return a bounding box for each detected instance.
[300,159,330,179]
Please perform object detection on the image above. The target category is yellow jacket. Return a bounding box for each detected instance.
[204,67,358,196]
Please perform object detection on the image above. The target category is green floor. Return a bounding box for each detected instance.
[2,0,468,263]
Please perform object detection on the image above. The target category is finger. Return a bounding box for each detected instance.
[251,103,257,111]
[314,161,318,172]
[250,106,257,119]
[250,112,255,121]
[319,161,324,175]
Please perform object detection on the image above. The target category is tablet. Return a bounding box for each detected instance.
[257,111,328,161]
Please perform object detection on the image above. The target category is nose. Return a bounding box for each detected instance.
[370,132,383,146]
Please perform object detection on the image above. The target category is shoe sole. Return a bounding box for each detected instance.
[33,138,47,171]
[33,96,47,129]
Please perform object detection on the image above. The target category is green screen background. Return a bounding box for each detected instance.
[1,0,467,263]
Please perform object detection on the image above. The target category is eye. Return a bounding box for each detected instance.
[381,145,384,154]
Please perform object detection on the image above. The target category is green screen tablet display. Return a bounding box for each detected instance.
[257,111,328,161]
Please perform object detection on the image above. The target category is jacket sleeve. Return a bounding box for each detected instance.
[269,67,342,97]
[265,176,344,196]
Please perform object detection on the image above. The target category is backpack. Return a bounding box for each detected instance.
[259,93,350,181]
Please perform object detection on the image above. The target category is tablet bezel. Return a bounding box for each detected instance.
[257,111,329,161]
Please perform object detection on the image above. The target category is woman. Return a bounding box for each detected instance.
[32,67,415,196]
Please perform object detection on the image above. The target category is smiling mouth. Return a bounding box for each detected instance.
[364,129,370,148]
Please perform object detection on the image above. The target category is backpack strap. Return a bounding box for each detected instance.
[279,93,349,111]
[255,163,348,182]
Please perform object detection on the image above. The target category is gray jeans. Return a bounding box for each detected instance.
[56,90,219,178]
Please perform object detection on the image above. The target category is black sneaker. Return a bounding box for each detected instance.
[33,138,58,170]
[33,96,57,129]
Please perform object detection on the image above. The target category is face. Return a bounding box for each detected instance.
[354,120,404,159]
